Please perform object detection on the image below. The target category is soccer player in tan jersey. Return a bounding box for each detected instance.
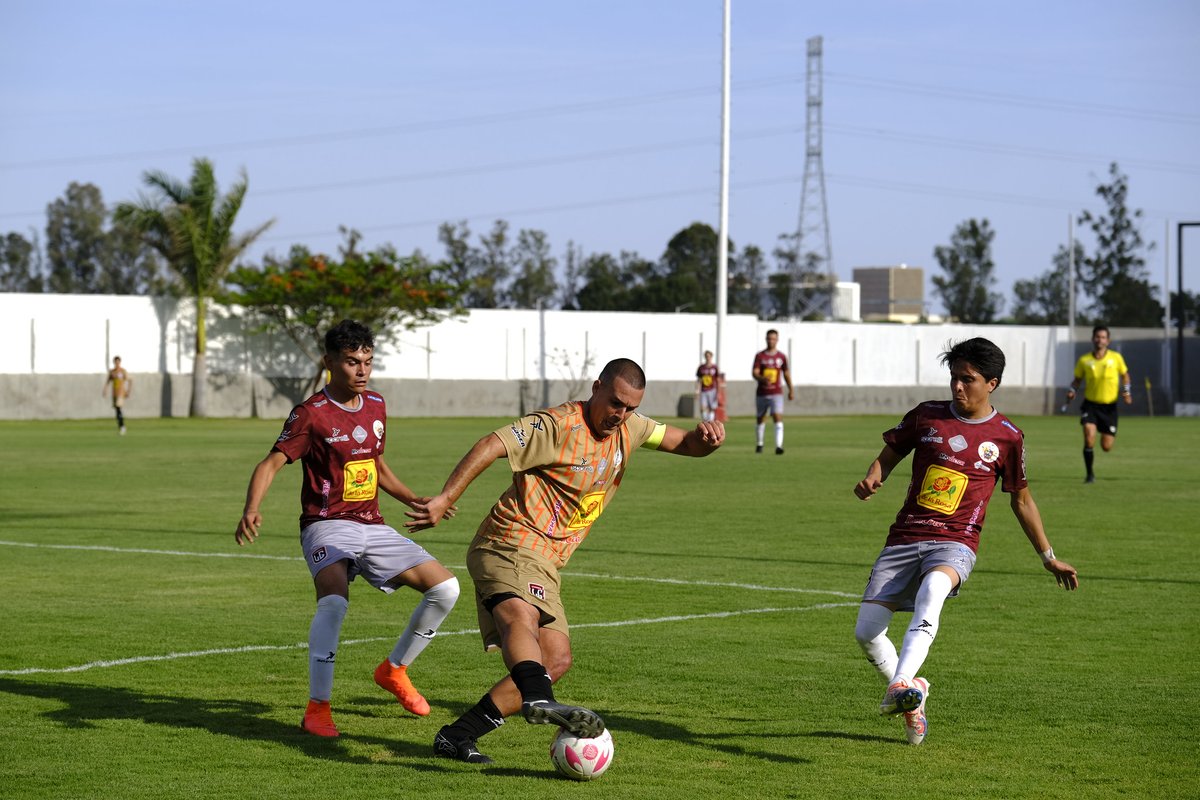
[407,357,725,765]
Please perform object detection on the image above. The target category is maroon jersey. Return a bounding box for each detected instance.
[272,388,388,529]
[881,401,1027,553]
[696,363,720,391]
[753,350,788,396]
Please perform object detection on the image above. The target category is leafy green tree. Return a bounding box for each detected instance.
[114,158,274,417]
[1078,162,1162,326]
[509,228,558,309]
[45,182,106,293]
[1011,241,1080,325]
[225,227,465,390]
[557,240,584,310]
[38,183,165,295]
[0,230,44,292]
[473,220,511,308]
[729,244,767,316]
[931,218,1003,323]
[575,252,627,310]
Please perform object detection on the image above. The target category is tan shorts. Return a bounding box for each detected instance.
[467,533,567,651]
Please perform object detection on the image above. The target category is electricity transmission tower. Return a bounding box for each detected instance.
[788,35,835,319]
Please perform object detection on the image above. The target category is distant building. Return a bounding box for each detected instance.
[852,265,925,322]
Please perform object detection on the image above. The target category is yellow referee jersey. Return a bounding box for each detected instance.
[1074,350,1129,404]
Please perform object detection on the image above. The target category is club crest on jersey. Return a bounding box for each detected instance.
[948,435,968,452]
[528,583,546,601]
[373,420,384,440]
[977,441,999,463]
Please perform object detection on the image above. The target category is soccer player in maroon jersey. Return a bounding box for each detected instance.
[696,350,720,422]
[852,337,1078,745]
[235,320,459,738]
[752,329,793,453]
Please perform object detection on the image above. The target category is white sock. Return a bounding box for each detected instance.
[389,576,460,667]
[855,603,898,683]
[309,594,348,701]
[756,423,765,446]
[894,570,954,683]
[775,422,784,448]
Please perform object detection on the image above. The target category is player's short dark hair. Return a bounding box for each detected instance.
[940,337,1005,385]
[766,328,779,336]
[598,358,646,390]
[1092,324,1110,337]
[325,319,375,356]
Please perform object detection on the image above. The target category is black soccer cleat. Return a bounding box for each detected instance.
[775,447,784,455]
[433,727,494,764]
[521,699,606,738]
[755,445,764,454]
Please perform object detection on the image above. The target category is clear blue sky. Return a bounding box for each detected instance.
[2,1,1198,315]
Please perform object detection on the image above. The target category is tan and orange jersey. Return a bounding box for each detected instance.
[479,401,666,568]
[108,367,129,397]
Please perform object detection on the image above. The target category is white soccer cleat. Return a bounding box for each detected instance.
[903,677,930,745]
[880,678,922,716]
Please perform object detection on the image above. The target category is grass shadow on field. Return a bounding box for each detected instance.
[600,711,812,765]
[0,678,461,769]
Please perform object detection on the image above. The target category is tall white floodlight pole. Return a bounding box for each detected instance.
[1068,213,1075,347]
[715,0,731,372]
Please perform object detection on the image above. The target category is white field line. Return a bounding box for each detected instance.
[0,539,859,597]
[0,602,858,676]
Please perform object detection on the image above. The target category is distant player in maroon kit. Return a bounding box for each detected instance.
[752,329,793,453]
[696,350,720,422]
[851,337,1078,746]
[235,319,459,738]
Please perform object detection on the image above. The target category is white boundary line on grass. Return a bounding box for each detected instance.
[0,539,859,597]
[0,602,859,676]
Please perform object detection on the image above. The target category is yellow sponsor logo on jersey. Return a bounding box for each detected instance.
[762,367,778,384]
[916,464,968,515]
[343,458,378,502]
[566,490,606,530]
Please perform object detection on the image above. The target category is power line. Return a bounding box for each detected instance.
[826,72,1200,126]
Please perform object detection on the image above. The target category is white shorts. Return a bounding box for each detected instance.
[756,394,784,418]
[300,519,436,593]
[862,541,976,612]
[699,389,719,413]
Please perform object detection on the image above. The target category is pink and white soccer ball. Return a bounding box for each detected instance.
[549,728,614,780]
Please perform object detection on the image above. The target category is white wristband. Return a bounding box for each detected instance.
[1040,547,1055,564]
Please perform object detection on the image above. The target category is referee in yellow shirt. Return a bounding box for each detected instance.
[1064,325,1131,483]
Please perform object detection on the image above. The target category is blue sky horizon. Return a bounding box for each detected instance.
[3,1,1198,316]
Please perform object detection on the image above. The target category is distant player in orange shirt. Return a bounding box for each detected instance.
[408,358,725,765]
[102,356,131,435]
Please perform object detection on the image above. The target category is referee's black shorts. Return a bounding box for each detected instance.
[1080,399,1119,435]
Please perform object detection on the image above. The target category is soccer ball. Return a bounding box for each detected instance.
[549,727,614,780]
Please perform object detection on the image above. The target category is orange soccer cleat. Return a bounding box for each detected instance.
[374,659,431,716]
[300,699,339,737]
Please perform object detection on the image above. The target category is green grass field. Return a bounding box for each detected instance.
[1,412,1197,799]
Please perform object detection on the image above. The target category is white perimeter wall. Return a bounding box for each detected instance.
[0,293,1073,388]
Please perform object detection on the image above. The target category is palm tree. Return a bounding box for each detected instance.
[115,158,273,417]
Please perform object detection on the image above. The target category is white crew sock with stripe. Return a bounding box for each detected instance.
[855,602,898,683]
[893,570,954,684]
[389,576,460,666]
[309,594,348,702]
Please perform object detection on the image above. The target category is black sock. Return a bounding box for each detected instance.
[444,693,505,741]
[1084,447,1094,475]
[510,660,554,704]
